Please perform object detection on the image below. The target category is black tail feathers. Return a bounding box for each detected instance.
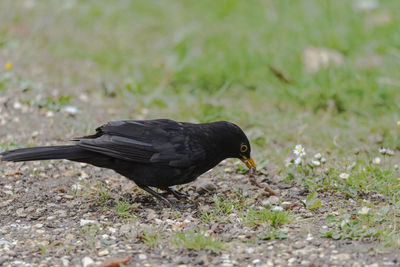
[0,145,86,162]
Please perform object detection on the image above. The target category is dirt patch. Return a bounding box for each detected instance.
[1,155,399,266]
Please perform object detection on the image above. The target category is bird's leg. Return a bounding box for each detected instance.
[138,185,173,207]
[164,187,189,200]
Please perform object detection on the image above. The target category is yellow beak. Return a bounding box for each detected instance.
[240,156,256,169]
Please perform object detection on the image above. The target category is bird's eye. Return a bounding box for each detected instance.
[240,144,248,153]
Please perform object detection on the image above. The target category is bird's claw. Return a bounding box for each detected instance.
[165,187,189,199]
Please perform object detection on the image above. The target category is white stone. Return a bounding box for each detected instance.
[62,106,80,115]
[61,256,69,266]
[80,219,98,226]
[82,256,94,267]
[266,196,280,205]
[13,102,22,109]
[138,254,147,260]
[98,250,109,256]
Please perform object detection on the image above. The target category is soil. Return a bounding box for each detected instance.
[1,96,400,267]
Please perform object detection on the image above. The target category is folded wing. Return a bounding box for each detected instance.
[75,119,206,168]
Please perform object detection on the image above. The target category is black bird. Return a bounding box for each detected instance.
[0,119,256,206]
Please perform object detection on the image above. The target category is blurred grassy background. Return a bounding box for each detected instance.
[1,0,400,164]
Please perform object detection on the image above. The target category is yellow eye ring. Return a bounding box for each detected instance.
[240,144,248,153]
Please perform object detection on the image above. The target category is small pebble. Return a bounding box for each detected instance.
[265,196,280,205]
[80,219,98,226]
[82,256,94,267]
[138,254,148,260]
[196,182,216,194]
[98,250,109,256]
[13,102,22,109]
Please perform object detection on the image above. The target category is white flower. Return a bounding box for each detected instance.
[272,206,284,211]
[378,148,386,155]
[358,207,370,215]
[373,157,381,165]
[387,149,395,156]
[339,173,349,179]
[294,157,302,165]
[320,157,327,164]
[312,160,321,166]
[394,164,399,170]
[314,153,322,159]
[293,144,306,157]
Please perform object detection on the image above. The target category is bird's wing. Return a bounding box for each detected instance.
[75,119,207,167]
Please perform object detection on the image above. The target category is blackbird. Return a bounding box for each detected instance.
[0,119,256,206]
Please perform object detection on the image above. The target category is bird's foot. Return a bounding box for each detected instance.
[138,185,174,207]
[164,187,189,200]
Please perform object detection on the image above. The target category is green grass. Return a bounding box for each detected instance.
[137,227,163,247]
[114,199,138,219]
[244,208,291,228]
[199,195,291,241]
[0,141,24,153]
[171,230,225,252]
[1,0,399,155]
[200,194,247,224]
[95,182,111,205]
[1,0,400,248]
[320,204,400,248]
[38,244,47,254]
[282,152,400,200]
[78,224,103,252]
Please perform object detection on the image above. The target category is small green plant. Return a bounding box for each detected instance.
[200,195,246,224]
[138,228,162,247]
[303,191,322,210]
[321,214,380,240]
[114,199,138,219]
[36,95,71,111]
[213,195,238,215]
[233,160,249,174]
[320,205,394,241]
[260,227,288,240]
[244,208,290,228]
[200,209,212,224]
[0,142,24,152]
[142,232,160,247]
[38,245,47,254]
[171,230,224,252]
[79,224,102,251]
[96,182,110,205]
[69,186,80,197]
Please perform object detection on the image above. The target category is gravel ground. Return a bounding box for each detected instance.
[1,96,400,267]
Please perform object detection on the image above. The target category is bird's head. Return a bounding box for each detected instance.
[213,121,256,170]
[238,139,256,170]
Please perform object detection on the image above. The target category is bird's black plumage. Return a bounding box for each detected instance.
[0,119,256,206]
